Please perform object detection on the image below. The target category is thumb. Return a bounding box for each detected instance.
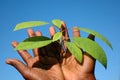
[6,59,29,77]
[61,21,70,42]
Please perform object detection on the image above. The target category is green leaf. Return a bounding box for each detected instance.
[14,21,49,31]
[78,27,113,49]
[15,36,52,50]
[52,19,62,29]
[52,32,62,42]
[65,42,83,63]
[73,37,107,68]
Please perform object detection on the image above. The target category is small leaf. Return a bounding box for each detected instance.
[65,42,83,63]
[52,32,62,42]
[73,37,107,68]
[14,21,49,31]
[15,36,52,50]
[52,19,62,29]
[77,27,113,49]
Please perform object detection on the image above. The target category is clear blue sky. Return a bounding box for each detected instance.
[0,0,120,80]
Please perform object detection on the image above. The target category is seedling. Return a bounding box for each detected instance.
[14,19,112,68]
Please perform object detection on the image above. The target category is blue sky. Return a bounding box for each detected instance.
[0,0,120,80]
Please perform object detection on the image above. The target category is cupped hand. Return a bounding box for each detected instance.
[6,28,64,80]
[6,21,96,80]
[59,22,96,80]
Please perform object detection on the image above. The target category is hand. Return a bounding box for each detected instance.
[6,28,64,80]
[59,22,96,80]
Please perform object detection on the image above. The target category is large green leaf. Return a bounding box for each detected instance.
[73,37,107,68]
[52,32,62,42]
[78,27,113,49]
[52,19,62,29]
[65,42,83,63]
[15,36,52,50]
[14,21,49,31]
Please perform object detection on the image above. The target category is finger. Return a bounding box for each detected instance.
[49,26,56,38]
[35,30,42,36]
[32,31,42,57]
[72,26,80,37]
[88,34,95,41]
[60,21,71,58]
[72,27,95,72]
[12,41,32,64]
[27,29,36,56]
[27,28,35,37]
[61,21,70,42]
[82,34,95,73]
[49,26,62,59]
[27,29,42,57]
[82,53,96,73]
[6,59,29,78]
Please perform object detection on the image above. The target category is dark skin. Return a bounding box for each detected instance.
[6,22,96,80]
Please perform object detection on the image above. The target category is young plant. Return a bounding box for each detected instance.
[14,19,112,69]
